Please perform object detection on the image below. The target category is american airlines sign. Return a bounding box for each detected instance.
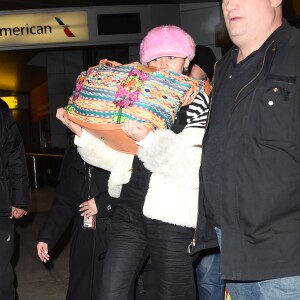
[0,11,89,47]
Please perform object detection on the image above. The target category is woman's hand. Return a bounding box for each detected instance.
[37,242,50,263]
[56,107,83,137]
[122,120,149,142]
[11,207,27,219]
[79,198,98,217]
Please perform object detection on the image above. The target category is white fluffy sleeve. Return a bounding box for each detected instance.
[138,127,205,177]
[74,129,134,198]
[74,129,124,171]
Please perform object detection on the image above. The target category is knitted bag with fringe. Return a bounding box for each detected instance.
[65,59,206,154]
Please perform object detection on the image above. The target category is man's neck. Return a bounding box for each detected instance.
[236,21,282,63]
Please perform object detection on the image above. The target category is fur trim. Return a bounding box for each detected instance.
[77,137,118,171]
[139,127,203,227]
[76,133,134,198]
[143,154,200,228]
[108,154,134,197]
[138,127,204,174]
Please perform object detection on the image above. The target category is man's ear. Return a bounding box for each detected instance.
[271,0,282,8]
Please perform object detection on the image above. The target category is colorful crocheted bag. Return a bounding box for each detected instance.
[65,59,206,154]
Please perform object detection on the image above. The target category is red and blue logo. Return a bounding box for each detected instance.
[55,17,75,37]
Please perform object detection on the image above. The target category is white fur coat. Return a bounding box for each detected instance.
[74,130,134,198]
[74,127,204,228]
[138,128,204,228]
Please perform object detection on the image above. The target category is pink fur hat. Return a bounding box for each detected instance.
[140,25,196,65]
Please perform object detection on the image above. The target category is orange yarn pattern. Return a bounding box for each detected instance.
[64,59,206,154]
[66,60,202,130]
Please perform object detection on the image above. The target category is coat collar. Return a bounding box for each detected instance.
[213,20,292,106]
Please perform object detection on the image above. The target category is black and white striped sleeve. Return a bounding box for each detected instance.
[185,91,209,129]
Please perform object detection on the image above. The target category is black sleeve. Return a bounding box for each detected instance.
[38,146,85,250]
[4,103,31,208]
[37,187,77,251]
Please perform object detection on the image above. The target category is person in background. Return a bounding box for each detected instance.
[194,0,300,299]
[189,44,216,83]
[189,45,225,300]
[0,98,31,300]
[37,144,114,300]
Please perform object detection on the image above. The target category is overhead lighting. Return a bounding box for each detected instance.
[1,96,18,109]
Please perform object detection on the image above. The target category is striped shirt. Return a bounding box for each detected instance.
[185,91,210,129]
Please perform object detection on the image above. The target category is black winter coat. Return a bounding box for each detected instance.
[38,145,114,300]
[0,99,30,216]
[195,21,300,281]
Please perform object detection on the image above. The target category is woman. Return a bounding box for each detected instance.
[37,144,114,300]
[57,25,212,300]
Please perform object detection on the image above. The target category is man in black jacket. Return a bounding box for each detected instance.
[0,98,31,300]
[194,0,300,298]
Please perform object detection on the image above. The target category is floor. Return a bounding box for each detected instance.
[13,184,159,300]
[14,186,70,300]
[12,186,227,300]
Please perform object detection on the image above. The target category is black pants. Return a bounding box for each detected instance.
[99,207,196,300]
[0,217,15,300]
[98,157,196,300]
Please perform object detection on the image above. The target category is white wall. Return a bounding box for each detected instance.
[46,50,84,147]
[180,2,222,59]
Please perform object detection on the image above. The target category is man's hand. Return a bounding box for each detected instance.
[79,198,98,218]
[56,107,83,137]
[37,242,50,263]
[11,207,28,219]
[122,120,149,142]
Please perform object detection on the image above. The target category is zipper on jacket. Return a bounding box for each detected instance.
[187,62,218,254]
[204,61,217,131]
[234,40,275,103]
